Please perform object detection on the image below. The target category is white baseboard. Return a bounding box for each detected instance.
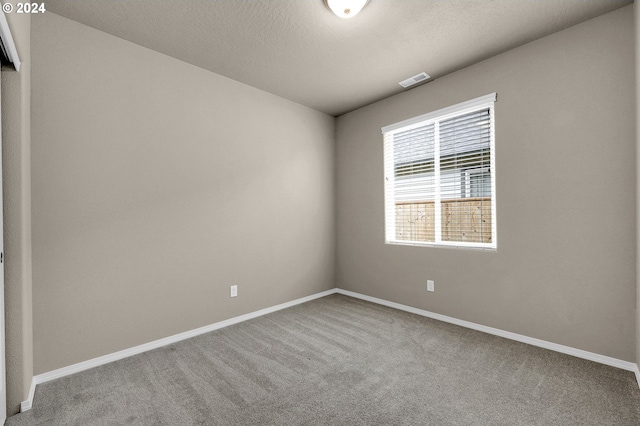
[20,288,338,412]
[21,287,640,412]
[336,289,639,373]
[19,379,35,412]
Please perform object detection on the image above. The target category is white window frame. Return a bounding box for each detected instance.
[382,93,497,250]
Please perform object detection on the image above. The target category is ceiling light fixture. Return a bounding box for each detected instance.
[325,0,370,19]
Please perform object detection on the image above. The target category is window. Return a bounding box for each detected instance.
[382,93,497,250]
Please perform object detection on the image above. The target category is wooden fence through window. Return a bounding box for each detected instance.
[395,197,492,243]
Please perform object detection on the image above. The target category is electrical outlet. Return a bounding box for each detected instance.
[427,280,435,292]
[230,285,238,298]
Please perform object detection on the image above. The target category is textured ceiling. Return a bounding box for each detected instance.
[46,0,631,116]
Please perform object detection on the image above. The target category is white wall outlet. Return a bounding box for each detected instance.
[427,280,435,292]
[230,285,238,298]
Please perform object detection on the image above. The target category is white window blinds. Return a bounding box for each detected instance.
[382,93,497,250]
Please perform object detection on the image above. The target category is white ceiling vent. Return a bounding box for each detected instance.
[399,72,430,88]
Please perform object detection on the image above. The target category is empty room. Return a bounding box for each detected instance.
[0,0,639,424]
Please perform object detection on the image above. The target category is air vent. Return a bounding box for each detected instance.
[399,72,431,88]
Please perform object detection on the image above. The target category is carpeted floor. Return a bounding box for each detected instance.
[6,294,640,425]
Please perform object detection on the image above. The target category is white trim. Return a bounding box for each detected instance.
[21,286,640,411]
[433,120,442,242]
[381,92,497,134]
[20,288,338,412]
[488,103,498,249]
[335,289,638,373]
[19,379,35,412]
[386,240,496,251]
[0,7,21,71]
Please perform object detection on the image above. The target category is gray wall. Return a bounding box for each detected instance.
[633,2,640,363]
[2,4,33,415]
[336,6,636,361]
[31,13,335,374]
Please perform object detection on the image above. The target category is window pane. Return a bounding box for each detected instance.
[393,124,436,242]
[439,109,492,244]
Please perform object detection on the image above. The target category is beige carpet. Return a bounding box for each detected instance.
[7,294,640,425]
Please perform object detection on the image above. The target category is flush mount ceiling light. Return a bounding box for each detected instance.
[325,0,370,19]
